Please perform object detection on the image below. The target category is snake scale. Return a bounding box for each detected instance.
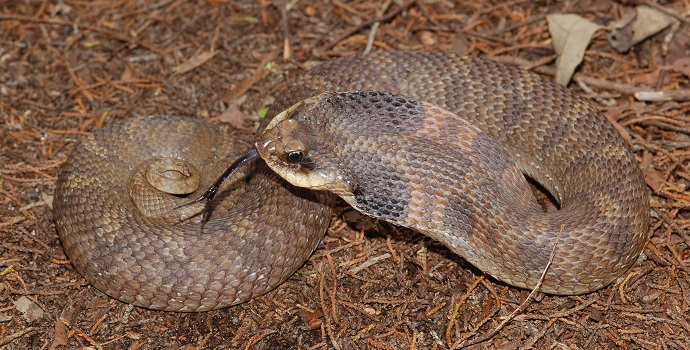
[53,51,650,312]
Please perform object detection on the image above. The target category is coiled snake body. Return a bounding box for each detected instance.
[54,51,650,312]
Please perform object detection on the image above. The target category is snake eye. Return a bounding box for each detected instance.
[286,151,304,164]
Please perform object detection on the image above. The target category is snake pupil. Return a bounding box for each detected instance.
[287,151,304,163]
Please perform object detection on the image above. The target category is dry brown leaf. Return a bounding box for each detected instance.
[547,14,603,85]
[47,319,68,350]
[608,5,677,53]
[13,296,44,322]
[631,5,677,46]
[119,64,134,81]
[218,95,253,131]
[641,151,663,193]
[171,50,217,76]
[672,57,690,78]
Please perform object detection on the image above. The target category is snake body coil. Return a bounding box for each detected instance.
[54,51,650,311]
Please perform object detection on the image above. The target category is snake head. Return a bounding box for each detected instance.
[256,97,353,197]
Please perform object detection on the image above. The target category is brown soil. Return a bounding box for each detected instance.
[1,1,689,349]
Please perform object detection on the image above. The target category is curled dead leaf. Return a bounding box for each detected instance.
[547,14,603,85]
[171,50,217,76]
[218,95,254,131]
[673,57,690,78]
[607,5,677,53]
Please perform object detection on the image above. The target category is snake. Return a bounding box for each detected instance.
[53,50,650,312]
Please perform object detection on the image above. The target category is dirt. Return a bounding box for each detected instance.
[1,0,689,349]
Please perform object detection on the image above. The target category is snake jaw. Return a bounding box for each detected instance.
[257,122,342,192]
[256,99,354,197]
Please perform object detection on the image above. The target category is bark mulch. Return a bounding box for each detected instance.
[1,1,689,349]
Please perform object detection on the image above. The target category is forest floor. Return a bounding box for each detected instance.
[1,0,690,349]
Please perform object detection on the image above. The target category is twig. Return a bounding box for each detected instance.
[491,13,546,36]
[280,2,292,61]
[492,56,643,94]
[242,330,277,350]
[0,13,166,55]
[454,225,564,349]
[326,253,339,324]
[348,253,392,274]
[491,55,690,101]
[0,327,35,346]
[316,0,415,54]
[111,0,177,20]
[363,0,392,54]
[319,256,341,350]
[634,90,690,102]
[444,275,485,346]
[414,0,440,26]
[228,48,280,100]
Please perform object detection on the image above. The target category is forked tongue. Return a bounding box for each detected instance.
[187,148,260,223]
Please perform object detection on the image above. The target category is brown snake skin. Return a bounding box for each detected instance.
[54,51,650,312]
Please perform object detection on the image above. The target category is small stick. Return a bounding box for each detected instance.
[454,225,564,349]
[316,0,415,54]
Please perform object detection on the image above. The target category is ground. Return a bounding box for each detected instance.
[1,0,690,349]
